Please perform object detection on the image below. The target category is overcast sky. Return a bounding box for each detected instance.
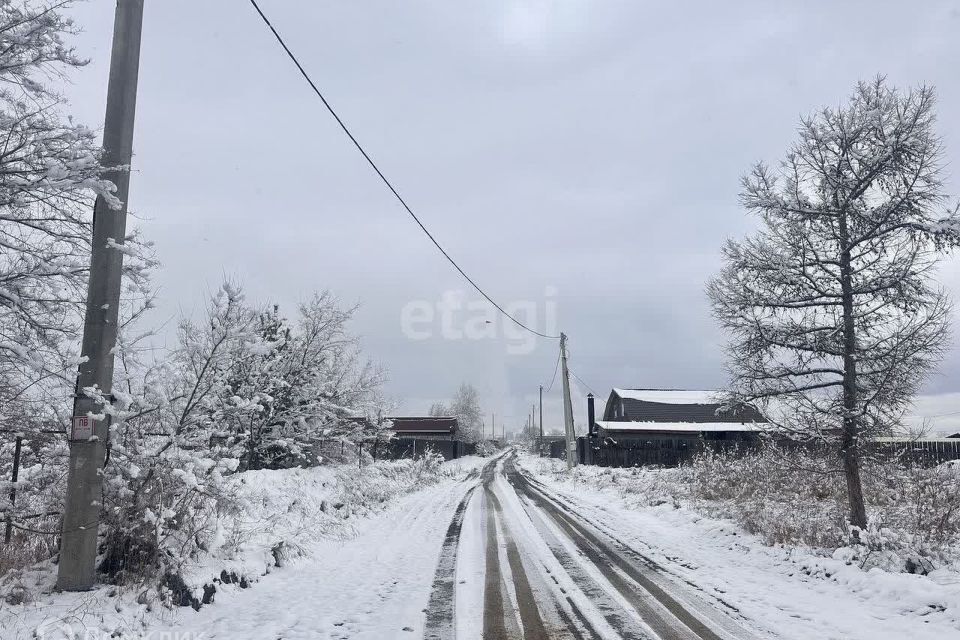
[62,1,960,434]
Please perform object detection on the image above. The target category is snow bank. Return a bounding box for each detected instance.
[0,455,485,639]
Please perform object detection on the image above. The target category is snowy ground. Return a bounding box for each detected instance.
[0,455,489,640]
[441,452,762,639]
[142,460,484,639]
[518,454,960,640]
[5,451,959,639]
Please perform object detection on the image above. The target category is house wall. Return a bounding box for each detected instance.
[592,428,759,467]
[379,438,475,461]
[388,432,454,441]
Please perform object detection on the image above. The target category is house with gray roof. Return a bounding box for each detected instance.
[590,388,767,466]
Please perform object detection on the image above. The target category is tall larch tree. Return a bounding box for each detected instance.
[709,78,960,529]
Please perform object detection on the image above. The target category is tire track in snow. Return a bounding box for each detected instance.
[424,455,506,640]
[429,452,754,639]
[516,469,759,638]
[423,485,477,640]
[505,456,755,640]
[515,496,656,640]
[486,487,551,639]
[483,487,511,640]
[486,454,654,639]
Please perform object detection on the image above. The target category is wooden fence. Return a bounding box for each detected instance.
[865,439,960,466]
[583,436,960,469]
[376,438,476,462]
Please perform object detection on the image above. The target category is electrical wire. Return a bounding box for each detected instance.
[568,367,598,397]
[247,0,560,340]
[918,409,960,420]
[544,350,561,393]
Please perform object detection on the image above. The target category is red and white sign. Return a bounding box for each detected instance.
[71,415,94,441]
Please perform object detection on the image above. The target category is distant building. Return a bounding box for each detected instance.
[387,416,459,441]
[536,434,567,458]
[383,416,474,461]
[589,388,766,466]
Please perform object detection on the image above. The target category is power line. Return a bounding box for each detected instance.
[917,409,960,420]
[544,350,561,393]
[247,0,559,340]
[568,367,598,397]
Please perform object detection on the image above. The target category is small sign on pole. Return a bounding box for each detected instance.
[71,416,94,441]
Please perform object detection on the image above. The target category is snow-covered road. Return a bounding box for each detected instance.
[424,453,757,640]
[130,450,959,639]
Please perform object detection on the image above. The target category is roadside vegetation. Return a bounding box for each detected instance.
[533,445,960,574]
[0,0,478,612]
[1,451,463,616]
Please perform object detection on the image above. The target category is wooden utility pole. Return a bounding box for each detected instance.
[560,333,577,469]
[539,385,543,456]
[58,0,145,592]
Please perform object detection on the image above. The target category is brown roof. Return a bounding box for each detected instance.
[388,417,458,434]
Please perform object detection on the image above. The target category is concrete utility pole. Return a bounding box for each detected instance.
[539,385,543,456]
[560,333,577,469]
[491,413,495,441]
[58,0,145,592]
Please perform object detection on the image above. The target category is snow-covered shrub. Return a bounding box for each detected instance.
[687,445,849,547]
[537,444,960,573]
[533,457,685,510]
[336,452,449,512]
[476,440,500,457]
[684,444,960,570]
[0,432,68,579]
[86,283,387,592]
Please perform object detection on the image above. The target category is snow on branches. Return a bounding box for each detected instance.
[87,282,386,584]
[0,0,152,431]
[709,78,959,528]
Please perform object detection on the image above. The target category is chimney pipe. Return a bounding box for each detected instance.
[587,393,595,436]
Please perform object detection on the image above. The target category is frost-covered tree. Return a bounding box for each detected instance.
[709,79,960,529]
[85,283,386,583]
[138,284,386,471]
[0,2,157,573]
[220,292,385,469]
[428,402,449,417]
[0,0,150,431]
[448,382,483,443]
